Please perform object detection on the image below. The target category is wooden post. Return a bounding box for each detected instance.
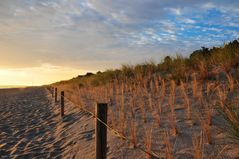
[54,87,57,103]
[96,103,108,159]
[51,87,54,98]
[61,91,64,117]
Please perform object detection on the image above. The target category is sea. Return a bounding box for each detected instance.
[0,85,28,89]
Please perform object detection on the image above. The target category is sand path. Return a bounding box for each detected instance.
[0,87,95,159]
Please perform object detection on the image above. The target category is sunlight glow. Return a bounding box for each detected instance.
[0,64,95,86]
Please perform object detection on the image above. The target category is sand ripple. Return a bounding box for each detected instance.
[0,87,94,159]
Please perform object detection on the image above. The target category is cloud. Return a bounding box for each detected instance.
[0,0,238,73]
[178,18,196,24]
[166,7,182,15]
[202,2,215,9]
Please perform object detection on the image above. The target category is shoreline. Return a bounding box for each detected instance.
[0,85,41,89]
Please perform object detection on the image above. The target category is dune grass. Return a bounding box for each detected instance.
[51,39,239,158]
[54,39,239,88]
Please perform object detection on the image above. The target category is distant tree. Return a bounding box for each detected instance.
[85,72,94,76]
[96,71,102,74]
[164,56,172,64]
[189,47,212,67]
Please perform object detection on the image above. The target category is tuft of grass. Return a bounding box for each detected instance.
[169,80,176,107]
[154,75,160,93]
[164,131,173,159]
[198,61,208,80]
[180,80,192,121]
[206,108,213,126]
[218,101,239,142]
[120,83,126,135]
[192,73,198,98]
[192,133,203,159]
[201,119,212,144]
[199,99,212,145]
[160,79,166,102]
[148,92,153,111]
[145,127,152,159]
[225,72,234,91]
[153,110,161,128]
[130,120,137,148]
[206,82,212,96]
[129,93,136,119]
[217,86,227,110]
[168,80,178,136]
[168,112,178,136]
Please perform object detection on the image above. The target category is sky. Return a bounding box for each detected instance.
[0,0,239,86]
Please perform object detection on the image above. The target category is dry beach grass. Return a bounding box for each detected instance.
[54,71,239,159]
[1,73,239,159]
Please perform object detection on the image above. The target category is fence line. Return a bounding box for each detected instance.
[60,91,64,117]
[47,86,161,159]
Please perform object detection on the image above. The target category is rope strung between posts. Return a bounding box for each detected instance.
[50,87,161,159]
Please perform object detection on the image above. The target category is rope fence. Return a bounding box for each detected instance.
[46,86,162,159]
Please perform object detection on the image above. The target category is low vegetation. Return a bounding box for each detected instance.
[53,39,239,158]
[55,39,239,87]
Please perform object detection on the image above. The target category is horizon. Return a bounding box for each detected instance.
[0,85,30,89]
[1,0,239,86]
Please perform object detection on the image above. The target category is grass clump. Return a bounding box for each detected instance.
[218,101,239,142]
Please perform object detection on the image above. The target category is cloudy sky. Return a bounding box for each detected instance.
[0,0,239,85]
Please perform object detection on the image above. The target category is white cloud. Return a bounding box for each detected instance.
[180,18,196,24]
[167,7,182,15]
[0,0,238,73]
[202,2,215,9]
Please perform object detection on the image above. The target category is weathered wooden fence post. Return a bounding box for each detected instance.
[51,87,54,98]
[61,91,64,117]
[54,87,58,103]
[96,103,108,159]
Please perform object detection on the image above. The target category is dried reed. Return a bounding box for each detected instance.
[225,73,234,91]
[201,119,212,144]
[192,73,198,98]
[145,127,152,159]
[120,83,126,135]
[180,80,192,121]
[168,80,178,136]
[130,120,137,148]
[160,79,166,102]
[192,133,203,159]
[164,131,173,159]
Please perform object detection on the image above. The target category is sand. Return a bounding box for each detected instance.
[1,86,238,159]
[0,87,95,159]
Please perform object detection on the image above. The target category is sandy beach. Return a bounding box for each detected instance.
[0,87,96,159]
[1,86,239,159]
[0,87,141,159]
